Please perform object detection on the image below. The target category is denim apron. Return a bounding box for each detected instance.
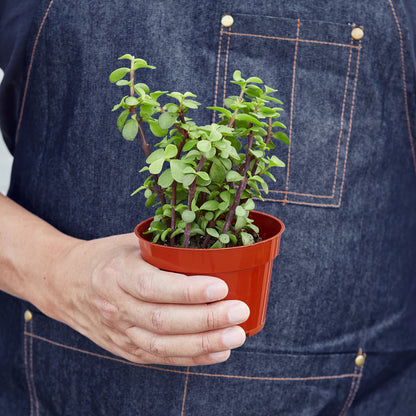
[1,0,416,414]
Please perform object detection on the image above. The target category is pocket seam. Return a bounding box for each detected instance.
[213,17,363,208]
[25,330,362,382]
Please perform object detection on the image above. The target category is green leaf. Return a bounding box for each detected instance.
[158,169,174,188]
[170,159,187,182]
[117,109,130,132]
[269,155,286,167]
[219,234,230,244]
[195,171,209,181]
[135,82,149,94]
[205,212,214,221]
[236,206,246,217]
[220,190,231,203]
[148,120,168,137]
[235,215,247,230]
[145,193,157,207]
[149,158,165,174]
[133,58,155,70]
[150,90,167,100]
[183,174,196,188]
[207,228,219,238]
[210,240,222,248]
[164,144,178,159]
[109,67,130,83]
[122,118,138,141]
[241,232,254,246]
[272,121,287,129]
[146,149,165,164]
[144,188,152,198]
[197,140,211,153]
[183,140,198,151]
[161,228,172,242]
[243,199,255,211]
[226,171,244,182]
[125,96,139,106]
[206,107,233,118]
[158,112,177,130]
[200,200,219,211]
[235,113,262,126]
[210,162,226,183]
[181,210,196,223]
[116,79,130,86]
[246,76,263,83]
[182,99,201,109]
[274,131,290,145]
[233,70,243,82]
[118,54,134,61]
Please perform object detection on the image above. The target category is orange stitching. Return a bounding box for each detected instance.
[212,28,225,121]
[29,324,40,416]
[225,31,361,50]
[331,33,355,197]
[337,37,362,206]
[222,27,232,107]
[24,323,34,416]
[256,196,342,208]
[269,190,334,198]
[338,355,365,416]
[283,19,301,205]
[338,365,359,416]
[15,0,55,143]
[180,367,190,416]
[25,332,360,382]
[388,0,416,173]
[187,371,359,382]
[25,332,186,375]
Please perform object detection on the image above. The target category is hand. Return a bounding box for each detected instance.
[42,233,250,366]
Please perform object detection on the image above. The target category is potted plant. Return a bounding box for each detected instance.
[110,55,289,336]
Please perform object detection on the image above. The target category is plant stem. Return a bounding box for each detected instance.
[183,155,207,248]
[222,129,254,234]
[250,117,273,177]
[169,128,188,246]
[129,63,166,206]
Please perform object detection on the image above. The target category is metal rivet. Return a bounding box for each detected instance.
[24,309,33,322]
[221,15,234,28]
[351,27,364,40]
[355,354,365,367]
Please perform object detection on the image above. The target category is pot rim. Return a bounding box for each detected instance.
[134,210,284,253]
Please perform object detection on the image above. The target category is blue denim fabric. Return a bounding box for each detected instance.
[1,0,416,415]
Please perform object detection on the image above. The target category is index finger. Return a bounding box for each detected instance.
[119,259,229,304]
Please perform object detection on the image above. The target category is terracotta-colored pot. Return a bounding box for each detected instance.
[134,211,284,337]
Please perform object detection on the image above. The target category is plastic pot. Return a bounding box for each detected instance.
[134,211,284,337]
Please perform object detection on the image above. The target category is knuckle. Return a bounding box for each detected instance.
[136,271,156,300]
[183,284,193,304]
[148,335,167,357]
[199,333,212,355]
[205,307,217,330]
[96,298,119,323]
[149,308,166,333]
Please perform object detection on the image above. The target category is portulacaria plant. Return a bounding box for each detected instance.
[111,55,289,248]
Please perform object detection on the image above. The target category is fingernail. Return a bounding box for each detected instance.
[206,282,228,301]
[228,302,250,324]
[209,350,230,362]
[222,327,246,349]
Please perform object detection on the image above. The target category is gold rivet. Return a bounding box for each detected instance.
[24,310,33,322]
[221,15,234,28]
[355,354,365,367]
[351,27,364,40]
